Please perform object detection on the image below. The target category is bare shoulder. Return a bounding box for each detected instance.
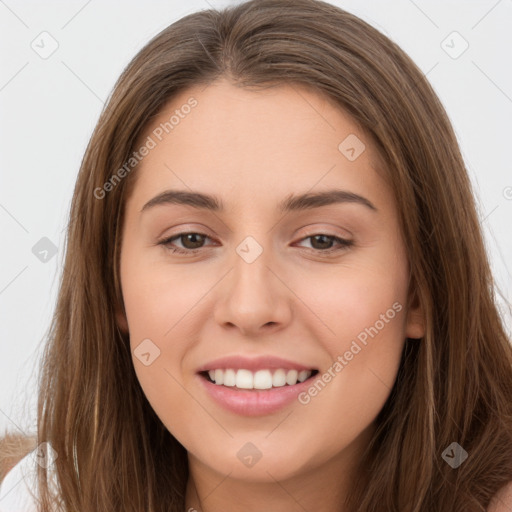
[488,480,512,512]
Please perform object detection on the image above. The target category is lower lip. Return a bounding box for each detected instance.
[197,373,315,416]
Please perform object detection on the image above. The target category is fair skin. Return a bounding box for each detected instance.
[116,78,425,511]
[490,481,512,512]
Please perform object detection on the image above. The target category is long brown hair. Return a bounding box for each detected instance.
[2,0,512,510]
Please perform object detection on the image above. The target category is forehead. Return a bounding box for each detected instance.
[128,79,389,213]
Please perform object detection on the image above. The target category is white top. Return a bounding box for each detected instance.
[0,449,39,512]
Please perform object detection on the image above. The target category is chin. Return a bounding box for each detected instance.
[191,440,313,483]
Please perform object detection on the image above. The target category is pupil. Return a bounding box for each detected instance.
[185,233,203,248]
[313,235,331,249]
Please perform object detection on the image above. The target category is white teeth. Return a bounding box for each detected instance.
[272,369,287,387]
[297,370,309,383]
[214,369,224,385]
[253,370,273,389]
[223,368,236,387]
[205,368,313,389]
[236,369,253,389]
[286,369,298,385]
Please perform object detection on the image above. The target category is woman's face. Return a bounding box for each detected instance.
[117,78,424,484]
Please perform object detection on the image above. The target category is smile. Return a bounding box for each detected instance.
[202,368,318,389]
[197,367,319,416]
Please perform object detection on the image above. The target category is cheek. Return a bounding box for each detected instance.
[324,273,406,351]
[121,248,204,344]
[290,253,408,431]
[299,251,408,357]
[120,250,197,414]
[125,276,199,440]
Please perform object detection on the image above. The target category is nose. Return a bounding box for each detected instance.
[213,244,293,338]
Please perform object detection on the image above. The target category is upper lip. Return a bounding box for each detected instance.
[196,355,317,373]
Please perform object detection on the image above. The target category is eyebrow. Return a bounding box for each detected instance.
[141,188,377,214]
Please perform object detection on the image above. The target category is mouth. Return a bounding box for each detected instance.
[197,366,320,416]
[199,368,320,391]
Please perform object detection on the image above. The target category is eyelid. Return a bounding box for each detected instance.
[158,223,352,242]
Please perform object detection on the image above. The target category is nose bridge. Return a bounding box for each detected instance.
[214,231,291,334]
[230,233,278,308]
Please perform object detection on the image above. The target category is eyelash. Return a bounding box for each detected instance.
[157,232,353,256]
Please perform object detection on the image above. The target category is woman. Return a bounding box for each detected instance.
[1,0,512,510]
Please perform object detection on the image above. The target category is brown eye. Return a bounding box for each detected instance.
[296,234,353,255]
[158,232,212,254]
[309,234,336,250]
[158,232,353,257]
[176,233,207,249]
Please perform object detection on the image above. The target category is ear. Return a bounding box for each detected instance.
[115,303,129,335]
[404,284,425,340]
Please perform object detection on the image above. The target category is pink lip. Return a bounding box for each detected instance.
[197,372,316,416]
[196,354,316,373]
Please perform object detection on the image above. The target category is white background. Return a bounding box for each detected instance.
[1,0,511,437]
